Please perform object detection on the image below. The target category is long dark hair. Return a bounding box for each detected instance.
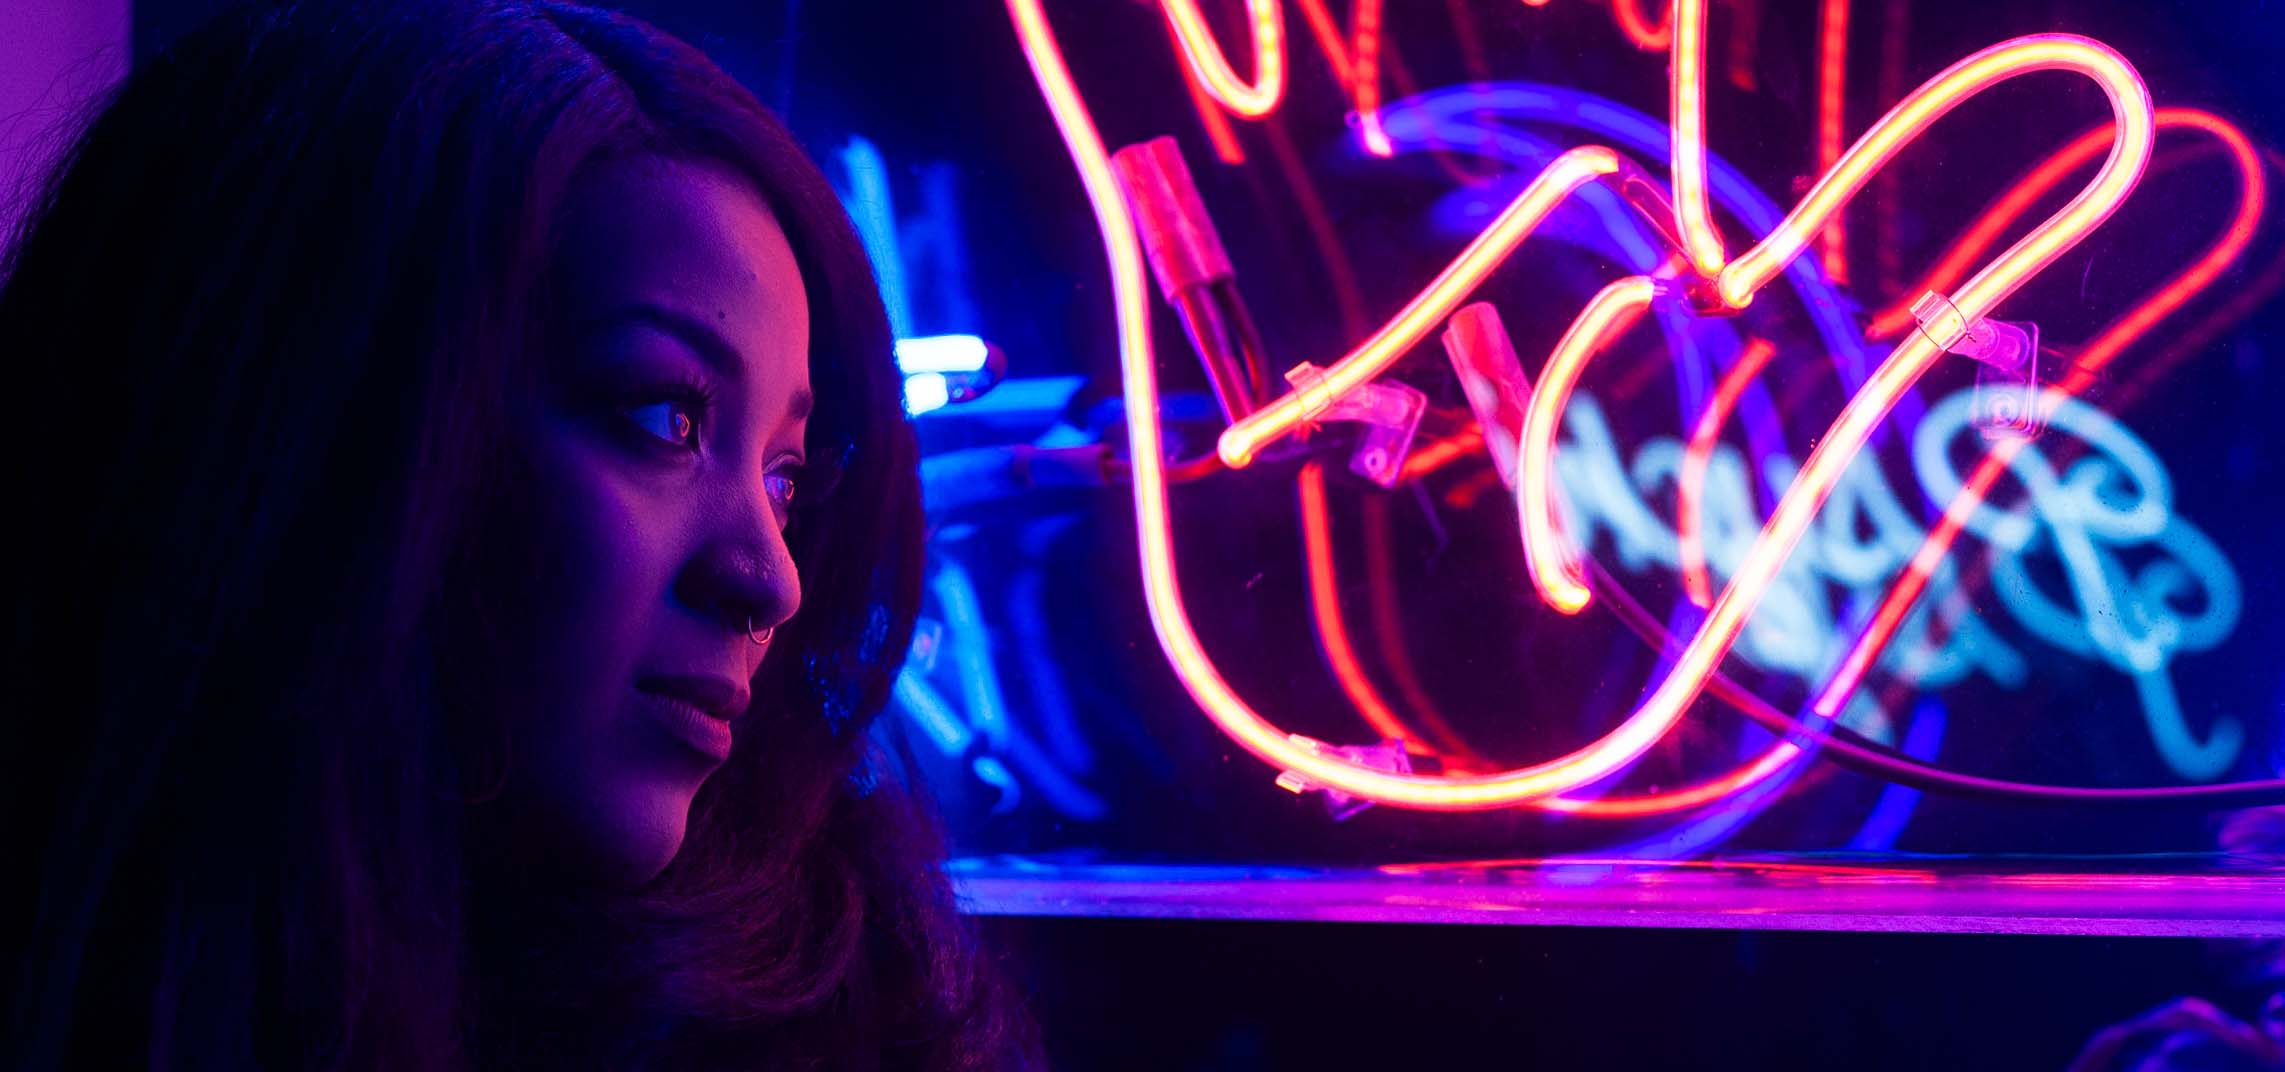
[1,2,1031,1066]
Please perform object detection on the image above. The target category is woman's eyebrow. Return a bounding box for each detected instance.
[586,301,815,430]
[588,301,747,385]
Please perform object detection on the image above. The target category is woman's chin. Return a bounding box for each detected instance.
[584,789,699,888]
[490,772,702,890]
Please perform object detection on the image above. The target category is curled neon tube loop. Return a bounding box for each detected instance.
[1518,29,2154,615]
[1159,0,1286,118]
[1009,0,2152,811]
[1712,36,2153,311]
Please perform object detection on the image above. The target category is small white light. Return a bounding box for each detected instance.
[895,334,990,375]
[903,371,950,415]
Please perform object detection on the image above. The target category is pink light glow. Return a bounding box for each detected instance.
[1010,0,2155,811]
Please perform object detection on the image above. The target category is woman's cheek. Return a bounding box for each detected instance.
[529,436,682,665]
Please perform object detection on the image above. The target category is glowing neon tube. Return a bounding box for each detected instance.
[1292,0,1355,85]
[1159,0,1286,118]
[1318,430,1834,817]
[1011,0,2151,810]
[1353,0,1392,157]
[1817,112,2261,720]
[1017,0,1704,808]
[1287,0,1396,156]
[1678,337,1779,609]
[1517,26,2158,617]
[1397,427,1485,481]
[1508,29,2166,621]
[1214,145,1628,469]
[1172,30,1249,164]
[1816,0,1851,282]
[1866,109,2257,340]
[1669,0,1728,277]
[1612,0,1674,51]
[1517,277,1658,614]
[1467,29,2145,796]
[1540,745,1804,816]
[1298,462,1419,748]
[1713,36,2155,310]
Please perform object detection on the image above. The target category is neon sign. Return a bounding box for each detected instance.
[1001,0,2268,815]
[1538,386,2240,779]
[1375,82,2255,788]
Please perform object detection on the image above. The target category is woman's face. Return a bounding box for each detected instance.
[478,156,812,887]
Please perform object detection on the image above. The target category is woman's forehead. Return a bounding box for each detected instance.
[554,156,811,390]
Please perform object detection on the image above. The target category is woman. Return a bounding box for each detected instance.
[1,1,1035,1066]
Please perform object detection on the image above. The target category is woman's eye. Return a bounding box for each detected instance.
[623,400,700,449]
[764,468,798,512]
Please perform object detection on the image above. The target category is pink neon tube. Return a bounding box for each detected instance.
[1298,462,1420,749]
[1669,0,1729,278]
[1173,33,1249,164]
[1286,0,1390,156]
[1315,430,1837,817]
[1815,110,2263,720]
[1517,277,1658,615]
[1523,36,2155,607]
[1160,0,1286,119]
[1868,109,2261,342]
[1712,36,2154,310]
[1677,337,1779,609]
[1611,0,1674,51]
[1215,145,1626,469]
[1013,0,2152,810]
[1816,0,1851,282]
[1352,0,1392,157]
[1494,28,2148,793]
[1398,427,1486,481]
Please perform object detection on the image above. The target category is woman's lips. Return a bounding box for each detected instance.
[634,685,735,761]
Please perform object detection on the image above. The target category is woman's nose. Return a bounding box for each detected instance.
[677,506,802,641]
